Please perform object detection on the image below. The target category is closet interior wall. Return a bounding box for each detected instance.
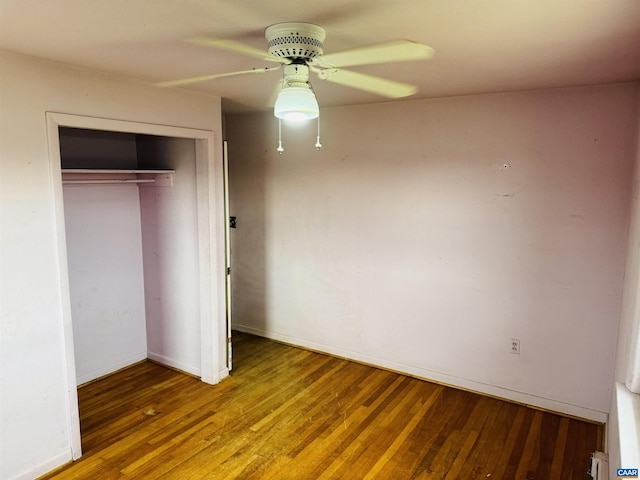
[60,128,201,385]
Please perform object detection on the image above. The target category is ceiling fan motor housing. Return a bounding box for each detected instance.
[265,22,326,60]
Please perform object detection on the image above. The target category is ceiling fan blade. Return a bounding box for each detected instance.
[316,68,417,98]
[312,40,434,68]
[187,36,291,64]
[156,66,281,88]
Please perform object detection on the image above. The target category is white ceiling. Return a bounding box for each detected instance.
[1,0,639,114]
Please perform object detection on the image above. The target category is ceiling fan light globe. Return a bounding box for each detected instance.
[274,86,319,121]
[282,112,313,122]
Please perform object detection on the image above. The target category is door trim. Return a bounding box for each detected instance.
[46,112,224,459]
[223,140,232,371]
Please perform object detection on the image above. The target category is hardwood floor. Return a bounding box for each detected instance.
[41,332,602,479]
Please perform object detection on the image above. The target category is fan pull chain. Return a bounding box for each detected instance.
[277,118,284,154]
[275,116,323,153]
[315,115,322,150]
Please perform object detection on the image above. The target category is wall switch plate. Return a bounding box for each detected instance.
[510,338,520,354]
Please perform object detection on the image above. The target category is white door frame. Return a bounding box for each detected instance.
[223,141,233,371]
[46,112,224,459]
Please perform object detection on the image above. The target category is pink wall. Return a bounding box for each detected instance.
[64,184,147,384]
[140,137,202,375]
[227,83,639,421]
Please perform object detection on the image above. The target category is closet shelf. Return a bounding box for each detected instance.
[61,169,175,187]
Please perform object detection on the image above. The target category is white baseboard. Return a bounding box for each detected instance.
[233,324,607,423]
[147,351,200,378]
[76,352,147,385]
[8,449,72,480]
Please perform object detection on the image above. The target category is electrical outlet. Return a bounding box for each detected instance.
[510,338,520,354]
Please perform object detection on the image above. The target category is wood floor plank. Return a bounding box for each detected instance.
[361,386,444,480]
[291,375,413,479]
[444,430,480,480]
[514,410,544,479]
[318,382,441,480]
[39,332,602,480]
[503,408,536,477]
[404,389,480,478]
[451,396,501,478]
[549,417,570,479]
[459,397,508,479]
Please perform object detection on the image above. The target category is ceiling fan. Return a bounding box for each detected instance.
[157,22,435,110]
[158,22,434,151]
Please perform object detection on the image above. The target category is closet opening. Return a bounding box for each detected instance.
[60,127,204,386]
[47,113,226,459]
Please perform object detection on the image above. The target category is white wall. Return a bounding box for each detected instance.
[608,92,640,475]
[64,184,148,385]
[140,137,202,375]
[0,50,224,480]
[615,93,640,389]
[227,83,639,422]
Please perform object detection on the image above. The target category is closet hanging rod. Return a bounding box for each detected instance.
[62,179,157,185]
